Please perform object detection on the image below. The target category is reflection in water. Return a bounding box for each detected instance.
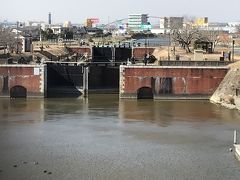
[0,95,239,127]
[0,99,45,123]
[119,99,240,127]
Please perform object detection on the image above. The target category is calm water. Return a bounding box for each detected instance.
[133,38,169,47]
[0,95,240,180]
[123,38,169,47]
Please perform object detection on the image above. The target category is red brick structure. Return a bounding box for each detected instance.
[132,48,155,59]
[0,65,47,98]
[120,65,229,99]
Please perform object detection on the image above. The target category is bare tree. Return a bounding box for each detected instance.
[171,24,201,53]
[199,28,220,52]
[218,33,232,47]
[0,25,17,54]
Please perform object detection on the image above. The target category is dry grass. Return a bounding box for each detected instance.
[228,60,240,69]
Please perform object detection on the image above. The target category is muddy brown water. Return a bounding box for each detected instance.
[0,95,240,180]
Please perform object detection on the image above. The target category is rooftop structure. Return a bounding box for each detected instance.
[48,12,52,25]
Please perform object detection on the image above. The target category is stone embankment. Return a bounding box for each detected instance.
[210,61,240,110]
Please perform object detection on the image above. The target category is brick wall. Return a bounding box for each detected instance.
[120,65,229,99]
[132,48,155,59]
[0,65,46,97]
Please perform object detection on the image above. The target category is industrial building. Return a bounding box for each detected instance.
[128,14,149,32]
[194,17,209,27]
[160,17,184,33]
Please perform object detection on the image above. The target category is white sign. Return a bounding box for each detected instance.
[34,68,40,75]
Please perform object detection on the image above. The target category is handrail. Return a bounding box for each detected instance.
[158,60,232,67]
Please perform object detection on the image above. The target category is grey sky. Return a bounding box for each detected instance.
[1,0,240,23]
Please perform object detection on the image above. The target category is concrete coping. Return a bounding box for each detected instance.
[0,64,46,68]
[120,65,229,69]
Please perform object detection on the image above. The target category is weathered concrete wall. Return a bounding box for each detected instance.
[120,65,229,99]
[0,65,47,97]
[210,68,240,110]
[132,48,155,59]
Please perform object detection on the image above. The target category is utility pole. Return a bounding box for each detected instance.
[144,30,147,65]
[39,25,42,42]
[147,28,149,55]
[168,32,170,60]
[144,30,146,49]
[16,21,19,54]
[232,40,235,61]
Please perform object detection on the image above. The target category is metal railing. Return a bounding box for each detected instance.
[158,60,232,67]
[44,61,127,67]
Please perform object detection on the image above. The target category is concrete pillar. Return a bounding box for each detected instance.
[38,64,47,98]
[234,130,237,144]
[83,66,89,98]
[119,65,125,98]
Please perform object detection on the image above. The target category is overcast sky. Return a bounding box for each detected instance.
[1,0,240,23]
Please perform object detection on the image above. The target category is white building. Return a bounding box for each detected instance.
[207,22,239,33]
[11,29,32,53]
[41,24,62,34]
[25,21,45,27]
[128,14,149,32]
[63,21,72,28]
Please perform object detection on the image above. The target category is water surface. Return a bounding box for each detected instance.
[0,95,240,180]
